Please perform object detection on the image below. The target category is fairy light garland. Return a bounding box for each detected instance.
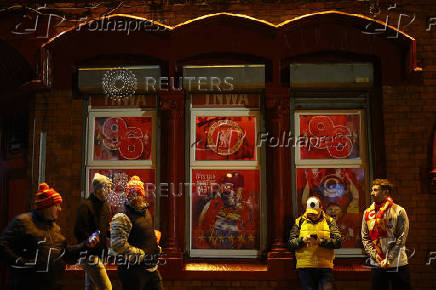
[102,67,137,102]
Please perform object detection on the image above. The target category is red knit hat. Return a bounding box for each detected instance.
[34,183,63,210]
[126,176,145,200]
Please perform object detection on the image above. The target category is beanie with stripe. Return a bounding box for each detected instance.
[34,183,63,210]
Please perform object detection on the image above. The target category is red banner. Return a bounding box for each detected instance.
[191,169,260,249]
[296,168,364,248]
[195,116,256,161]
[299,114,360,160]
[89,168,155,217]
[94,117,152,161]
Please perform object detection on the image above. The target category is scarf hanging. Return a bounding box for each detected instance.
[364,197,393,259]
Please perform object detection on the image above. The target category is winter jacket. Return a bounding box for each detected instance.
[288,212,342,269]
[74,193,112,257]
[110,202,160,271]
[361,202,409,268]
[0,211,87,290]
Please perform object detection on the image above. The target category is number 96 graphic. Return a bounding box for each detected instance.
[101,117,147,160]
[307,116,353,159]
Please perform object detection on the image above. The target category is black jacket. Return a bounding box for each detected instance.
[74,193,112,257]
[110,202,160,270]
[0,211,87,290]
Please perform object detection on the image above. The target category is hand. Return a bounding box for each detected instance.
[154,230,162,244]
[380,259,390,269]
[303,236,318,247]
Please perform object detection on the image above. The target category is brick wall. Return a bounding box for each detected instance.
[3,0,435,289]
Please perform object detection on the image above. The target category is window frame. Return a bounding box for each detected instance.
[290,88,373,258]
[84,106,160,222]
[187,101,265,258]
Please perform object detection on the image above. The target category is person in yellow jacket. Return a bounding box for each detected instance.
[288,196,342,290]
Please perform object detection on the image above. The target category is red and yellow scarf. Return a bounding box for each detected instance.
[364,197,393,259]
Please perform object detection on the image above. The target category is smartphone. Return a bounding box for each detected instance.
[88,230,100,244]
[310,234,318,240]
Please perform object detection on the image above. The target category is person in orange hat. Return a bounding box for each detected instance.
[0,183,100,290]
[110,176,162,290]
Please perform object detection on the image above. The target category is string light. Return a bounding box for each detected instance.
[105,171,129,213]
[102,67,137,102]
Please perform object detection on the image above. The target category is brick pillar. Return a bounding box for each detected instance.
[160,90,185,259]
[265,87,293,268]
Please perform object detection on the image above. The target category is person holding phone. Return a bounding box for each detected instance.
[288,196,342,290]
[0,183,98,290]
[75,173,113,290]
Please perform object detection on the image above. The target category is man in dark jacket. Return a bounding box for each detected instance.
[75,173,112,290]
[110,175,162,290]
[0,183,97,290]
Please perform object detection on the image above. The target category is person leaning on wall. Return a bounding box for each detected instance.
[361,179,411,290]
[0,183,99,290]
[288,196,342,290]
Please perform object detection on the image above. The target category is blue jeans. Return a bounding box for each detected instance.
[297,268,334,290]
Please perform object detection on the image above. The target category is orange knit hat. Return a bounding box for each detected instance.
[34,183,63,210]
[126,176,145,200]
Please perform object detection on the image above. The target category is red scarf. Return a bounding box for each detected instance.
[364,197,393,259]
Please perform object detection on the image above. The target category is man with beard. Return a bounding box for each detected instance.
[75,173,113,290]
[361,179,411,290]
[110,176,162,290]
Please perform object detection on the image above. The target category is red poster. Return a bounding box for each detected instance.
[299,114,360,160]
[94,117,152,161]
[191,169,260,249]
[89,168,155,217]
[195,116,256,161]
[296,168,364,248]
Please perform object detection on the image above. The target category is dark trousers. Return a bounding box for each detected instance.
[371,265,411,290]
[297,268,334,290]
[118,267,163,290]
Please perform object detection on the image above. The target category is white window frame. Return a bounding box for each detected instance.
[293,109,368,257]
[85,109,157,203]
[189,108,262,258]
[87,109,157,168]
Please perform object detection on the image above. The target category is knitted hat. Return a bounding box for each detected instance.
[34,183,63,210]
[126,176,145,201]
[92,173,112,191]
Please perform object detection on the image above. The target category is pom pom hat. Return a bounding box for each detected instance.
[34,183,63,210]
[126,176,145,201]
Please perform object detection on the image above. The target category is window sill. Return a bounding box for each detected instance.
[66,256,370,280]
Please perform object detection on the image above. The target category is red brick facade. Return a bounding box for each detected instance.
[1,1,436,289]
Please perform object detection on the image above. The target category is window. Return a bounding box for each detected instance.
[290,63,373,257]
[81,66,159,218]
[185,65,265,258]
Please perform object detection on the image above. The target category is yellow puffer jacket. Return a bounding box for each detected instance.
[295,214,335,269]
